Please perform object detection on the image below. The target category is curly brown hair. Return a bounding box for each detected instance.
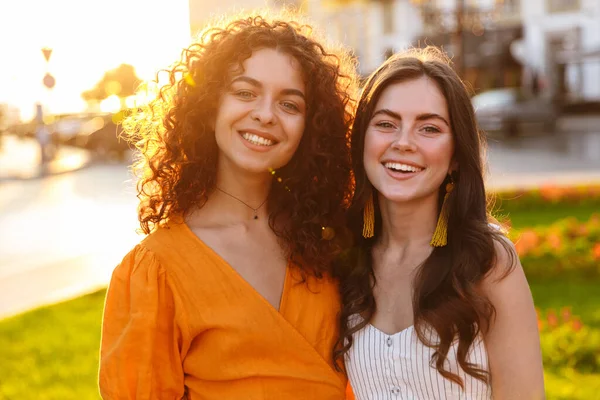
[122,10,357,277]
[333,47,515,387]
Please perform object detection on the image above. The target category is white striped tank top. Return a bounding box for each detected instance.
[345,317,491,400]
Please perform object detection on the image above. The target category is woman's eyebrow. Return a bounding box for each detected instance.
[372,108,401,120]
[230,76,305,100]
[415,113,450,127]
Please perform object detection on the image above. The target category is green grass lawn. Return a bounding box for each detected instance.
[530,279,600,329]
[0,290,105,400]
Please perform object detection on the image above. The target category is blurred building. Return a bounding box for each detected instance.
[520,0,600,103]
[187,0,600,104]
[305,0,422,75]
[314,0,600,102]
[312,0,523,90]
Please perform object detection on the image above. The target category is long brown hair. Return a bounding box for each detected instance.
[123,11,357,276]
[334,47,514,387]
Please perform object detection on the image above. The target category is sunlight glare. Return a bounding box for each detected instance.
[0,0,191,122]
[100,95,122,113]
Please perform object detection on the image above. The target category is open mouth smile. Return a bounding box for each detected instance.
[239,131,277,147]
[383,162,424,174]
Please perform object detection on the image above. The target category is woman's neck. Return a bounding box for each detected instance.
[371,193,440,276]
[376,193,439,252]
[190,167,273,226]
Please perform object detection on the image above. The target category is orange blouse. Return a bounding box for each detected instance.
[99,222,347,399]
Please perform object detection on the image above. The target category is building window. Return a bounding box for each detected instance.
[382,0,394,34]
[502,0,520,14]
[546,0,581,13]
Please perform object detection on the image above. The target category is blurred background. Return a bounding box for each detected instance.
[0,0,599,399]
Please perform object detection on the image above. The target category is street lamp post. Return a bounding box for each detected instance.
[38,47,55,167]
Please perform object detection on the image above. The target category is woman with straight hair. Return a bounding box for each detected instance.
[335,47,544,399]
[99,10,357,399]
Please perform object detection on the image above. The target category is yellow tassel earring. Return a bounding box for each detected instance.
[430,178,454,247]
[362,193,375,239]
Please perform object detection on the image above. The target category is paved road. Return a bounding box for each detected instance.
[486,130,600,189]
[0,164,141,318]
[0,135,92,181]
[0,129,599,319]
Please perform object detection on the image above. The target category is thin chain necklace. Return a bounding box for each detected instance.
[216,187,268,220]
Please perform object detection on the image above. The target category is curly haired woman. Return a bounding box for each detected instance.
[335,47,544,399]
[99,10,357,399]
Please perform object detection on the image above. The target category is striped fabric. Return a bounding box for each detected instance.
[345,319,491,400]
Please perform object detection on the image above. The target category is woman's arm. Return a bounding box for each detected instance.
[482,238,545,400]
[99,245,186,399]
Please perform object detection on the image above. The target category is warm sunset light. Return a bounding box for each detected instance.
[99,95,122,113]
[0,0,191,122]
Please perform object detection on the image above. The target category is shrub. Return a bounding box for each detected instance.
[538,307,600,373]
[510,214,600,279]
[491,184,600,212]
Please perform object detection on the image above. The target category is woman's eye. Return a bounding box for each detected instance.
[422,126,441,133]
[235,90,255,99]
[376,121,395,129]
[281,101,299,112]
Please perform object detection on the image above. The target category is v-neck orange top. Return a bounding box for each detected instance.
[99,222,347,399]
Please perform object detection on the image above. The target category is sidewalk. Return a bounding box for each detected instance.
[0,134,92,181]
[558,114,600,132]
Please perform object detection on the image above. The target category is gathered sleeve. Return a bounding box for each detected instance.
[99,245,187,399]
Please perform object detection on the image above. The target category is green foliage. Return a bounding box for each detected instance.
[509,214,600,279]
[491,184,600,213]
[538,308,600,373]
[530,279,600,329]
[491,184,600,229]
[544,368,600,400]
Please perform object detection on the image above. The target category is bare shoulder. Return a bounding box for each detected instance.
[482,235,522,289]
[481,235,546,398]
[479,234,535,319]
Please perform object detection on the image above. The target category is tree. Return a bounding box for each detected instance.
[81,64,141,102]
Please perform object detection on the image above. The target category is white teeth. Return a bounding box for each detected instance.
[241,132,274,146]
[384,162,423,172]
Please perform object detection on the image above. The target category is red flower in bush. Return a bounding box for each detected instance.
[593,243,600,261]
[547,233,562,250]
[539,185,563,202]
[515,229,540,256]
[547,310,559,328]
[561,307,572,322]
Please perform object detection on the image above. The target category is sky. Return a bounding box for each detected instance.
[0,0,190,121]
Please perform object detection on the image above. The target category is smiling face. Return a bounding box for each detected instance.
[213,47,307,178]
[363,76,455,204]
